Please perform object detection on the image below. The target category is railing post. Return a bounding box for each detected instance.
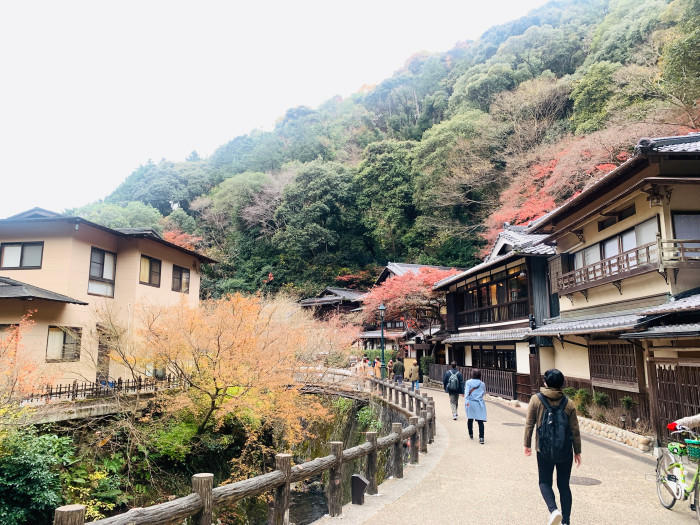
[409,416,419,464]
[53,504,85,525]
[414,396,421,416]
[392,422,403,479]
[427,401,435,443]
[272,454,291,525]
[401,388,406,409]
[71,380,78,401]
[408,392,414,412]
[191,473,213,525]
[365,431,378,495]
[420,409,428,453]
[328,441,343,517]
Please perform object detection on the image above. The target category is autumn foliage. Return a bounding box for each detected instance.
[162,229,203,251]
[361,267,459,344]
[140,294,357,439]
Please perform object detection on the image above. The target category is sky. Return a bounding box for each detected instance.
[0,0,548,217]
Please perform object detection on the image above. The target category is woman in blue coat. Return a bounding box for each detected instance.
[465,369,487,444]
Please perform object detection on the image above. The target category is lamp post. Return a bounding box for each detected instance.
[378,304,387,379]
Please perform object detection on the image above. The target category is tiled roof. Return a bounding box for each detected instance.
[635,133,700,154]
[640,293,700,315]
[623,323,700,339]
[300,287,367,306]
[530,314,641,336]
[443,327,531,343]
[386,262,456,276]
[0,277,88,305]
[324,287,367,301]
[359,330,408,340]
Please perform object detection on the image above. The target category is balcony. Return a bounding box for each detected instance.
[558,239,700,295]
[457,299,529,327]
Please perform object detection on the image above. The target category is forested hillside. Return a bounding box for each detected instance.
[73,0,700,297]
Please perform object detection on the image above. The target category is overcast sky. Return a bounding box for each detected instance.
[0,0,548,217]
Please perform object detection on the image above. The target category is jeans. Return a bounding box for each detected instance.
[467,419,484,439]
[449,393,459,417]
[537,452,573,524]
[412,380,420,391]
[394,375,403,384]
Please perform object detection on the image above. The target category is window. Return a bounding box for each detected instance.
[171,265,190,293]
[598,204,636,231]
[0,242,43,269]
[457,264,529,326]
[672,213,700,248]
[471,344,516,371]
[139,255,161,287]
[46,326,81,362]
[88,247,116,297]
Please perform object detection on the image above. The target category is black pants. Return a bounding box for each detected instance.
[467,419,484,439]
[537,452,573,524]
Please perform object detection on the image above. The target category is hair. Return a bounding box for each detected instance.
[543,368,565,389]
[471,369,481,379]
[451,361,457,368]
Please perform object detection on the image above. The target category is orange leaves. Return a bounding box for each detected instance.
[140,294,355,442]
[163,229,203,251]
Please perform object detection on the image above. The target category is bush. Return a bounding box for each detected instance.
[419,355,435,376]
[620,395,636,412]
[593,391,610,408]
[363,349,398,364]
[574,389,592,416]
[356,406,381,432]
[562,387,577,398]
[0,430,70,525]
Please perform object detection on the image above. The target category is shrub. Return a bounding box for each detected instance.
[593,391,610,408]
[620,395,636,412]
[562,387,577,398]
[0,430,70,525]
[357,406,381,432]
[419,355,435,375]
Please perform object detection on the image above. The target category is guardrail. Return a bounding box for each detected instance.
[52,377,437,525]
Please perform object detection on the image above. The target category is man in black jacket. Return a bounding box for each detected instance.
[443,361,464,420]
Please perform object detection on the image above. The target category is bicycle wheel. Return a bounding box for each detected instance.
[656,451,678,509]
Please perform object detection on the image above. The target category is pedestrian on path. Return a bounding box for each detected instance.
[387,359,394,380]
[373,357,381,378]
[443,362,464,420]
[464,369,487,443]
[523,369,582,525]
[392,358,404,384]
[406,360,420,392]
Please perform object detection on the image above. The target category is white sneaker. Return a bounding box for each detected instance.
[548,509,562,525]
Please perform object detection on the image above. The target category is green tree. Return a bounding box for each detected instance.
[571,61,621,134]
[68,201,163,233]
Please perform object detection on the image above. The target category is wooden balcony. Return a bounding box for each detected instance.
[558,239,700,295]
[457,298,529,327]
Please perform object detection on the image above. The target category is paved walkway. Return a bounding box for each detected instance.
[315,389,698,525]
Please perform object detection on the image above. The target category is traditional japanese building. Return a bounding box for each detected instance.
[299,287,367,318]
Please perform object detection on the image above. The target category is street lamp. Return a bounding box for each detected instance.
[378,303,387,379]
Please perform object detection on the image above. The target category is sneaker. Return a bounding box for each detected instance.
[479,437,484,444]
[548,509,562,525]
[452,415,457,420]
[468,433,473,440]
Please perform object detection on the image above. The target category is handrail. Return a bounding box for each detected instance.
[558,241,657,292]
[53,377,437,525]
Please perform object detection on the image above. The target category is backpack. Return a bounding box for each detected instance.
[447,370,460,393]
[536,393,573,462]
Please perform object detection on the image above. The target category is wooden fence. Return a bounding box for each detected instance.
[23,375,185,405]
[429,363,516,399]
[53,377,437,525]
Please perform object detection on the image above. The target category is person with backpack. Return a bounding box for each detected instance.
[406,360,420,392]
[464,369,487,443]
[443,362,464,420]
[392,358,404,384]
[524,369,582,525]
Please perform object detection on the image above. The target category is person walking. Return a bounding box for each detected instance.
[406,360,420,391]
[392,358,404,384]
[443,361,464,420]
[464,369,487,443]
[523,369,582,525]
[387,359,394,380]
[373,357,381,378]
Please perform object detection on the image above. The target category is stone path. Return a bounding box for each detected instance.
[314,388,698,525]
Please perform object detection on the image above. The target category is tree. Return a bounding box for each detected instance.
[141,294,357,436]
[361,267,460,356]
[0,315,41,423]
[69,201,164,233]
[162,229,203,251]
[355,141,418,259]
[571,61,621,134]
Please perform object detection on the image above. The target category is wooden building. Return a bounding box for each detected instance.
[299,287,367,318]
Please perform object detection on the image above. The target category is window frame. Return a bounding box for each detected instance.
[45,326,82,363]
[87,247,117,297]
[139,255,162,287]
[171,264,190,294]
[0,241,44,270]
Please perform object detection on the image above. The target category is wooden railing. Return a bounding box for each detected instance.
[457,298,529,327]
[658,238,700,267]
[429,363,516,400]
[53,377,437,525]
[558,242,658,294]
[23,375,185,405]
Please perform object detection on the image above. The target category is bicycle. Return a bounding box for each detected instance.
[656,424,700,522]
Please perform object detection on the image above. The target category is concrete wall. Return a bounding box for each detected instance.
[553,337,590,379]
[516,341,530,374]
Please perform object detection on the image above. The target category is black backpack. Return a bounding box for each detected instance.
[447,370,460,393]
[537,393,573,462]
